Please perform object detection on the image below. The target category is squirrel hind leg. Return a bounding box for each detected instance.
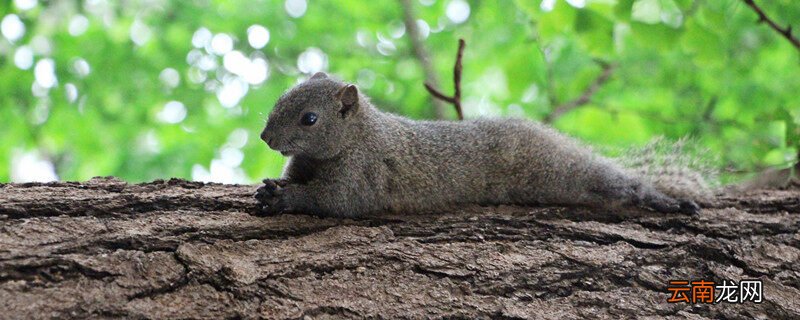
[642,192,700,215]
[678,199,701,215]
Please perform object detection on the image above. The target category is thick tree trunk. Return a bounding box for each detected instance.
[1,177,798,319]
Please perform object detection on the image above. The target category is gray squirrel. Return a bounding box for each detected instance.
[254,72,704,217]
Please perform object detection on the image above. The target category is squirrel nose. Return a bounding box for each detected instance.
[260,129,269,143]
[260,129,275,148]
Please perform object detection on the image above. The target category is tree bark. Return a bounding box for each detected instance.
[1,177,798,319]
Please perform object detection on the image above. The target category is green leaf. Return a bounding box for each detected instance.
[629,21,683,50]
[680,20,724,66]
[574,8,615,57]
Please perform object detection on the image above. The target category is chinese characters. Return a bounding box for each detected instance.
[667,279,763,304]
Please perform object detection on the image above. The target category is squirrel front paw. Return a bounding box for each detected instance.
[253,179,289,216]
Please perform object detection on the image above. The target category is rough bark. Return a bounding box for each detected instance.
[1,177,798,319]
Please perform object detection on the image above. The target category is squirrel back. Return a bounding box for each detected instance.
[255,73,702,217]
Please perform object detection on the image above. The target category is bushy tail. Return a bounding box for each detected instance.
[618,137,718,203]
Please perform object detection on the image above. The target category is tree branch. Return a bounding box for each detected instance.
[399,0,448,119]
[742,0,800,51]
[544,61,615,123]
[424,39,466,120]
[423,83,455,103]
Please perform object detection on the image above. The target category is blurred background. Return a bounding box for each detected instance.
[1,0,798,184]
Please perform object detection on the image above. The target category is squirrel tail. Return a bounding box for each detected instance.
[618,137,718,203]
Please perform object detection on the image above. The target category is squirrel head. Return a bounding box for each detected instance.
[261,72,363,159]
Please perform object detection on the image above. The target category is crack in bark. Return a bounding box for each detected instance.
[127,254,190,301]
[0,258,118,285]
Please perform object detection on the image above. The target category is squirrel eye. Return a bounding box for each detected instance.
[301,112,318,126]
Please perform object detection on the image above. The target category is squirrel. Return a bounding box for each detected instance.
[254,72,703,217]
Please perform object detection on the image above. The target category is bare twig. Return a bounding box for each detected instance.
[544,61,615,123]
[742,0,800,51]
[423,83,455,103]
[399,0,448,119]
[424,39,466,120]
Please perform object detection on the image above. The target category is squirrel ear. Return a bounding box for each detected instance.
[310,72,328,80]
[337,84,359,117]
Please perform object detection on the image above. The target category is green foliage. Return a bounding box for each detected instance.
[0,0,798,183]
